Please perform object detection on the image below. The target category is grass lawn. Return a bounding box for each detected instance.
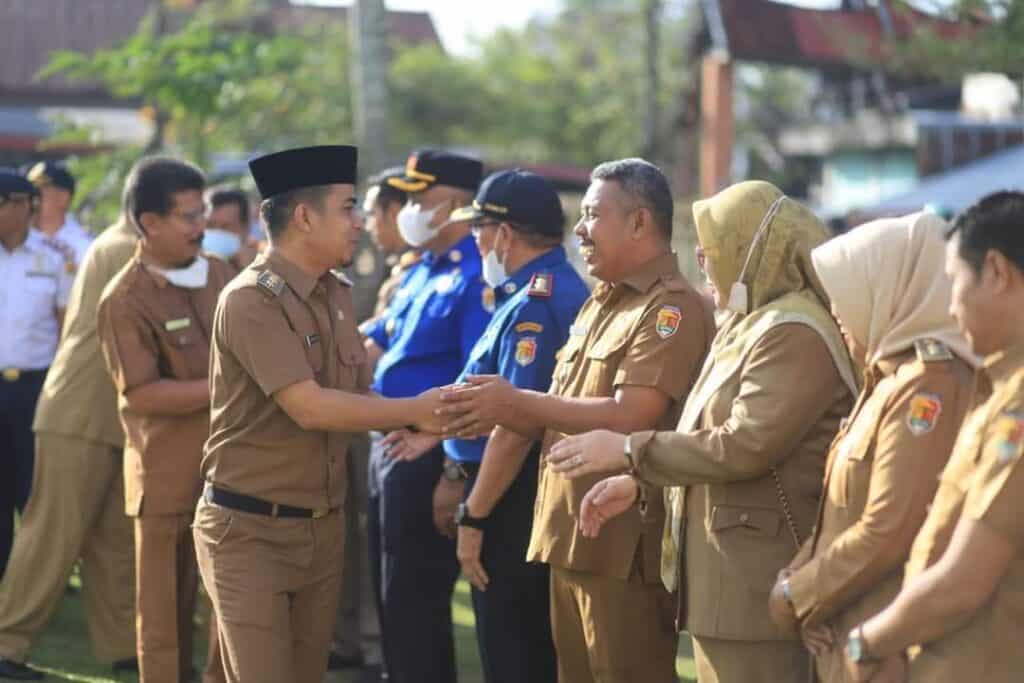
[26,579,696,682]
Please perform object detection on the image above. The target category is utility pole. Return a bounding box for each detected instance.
[350,0,391,177]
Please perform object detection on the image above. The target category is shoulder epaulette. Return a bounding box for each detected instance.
[915,338,953,363]
[333,270,353,287]
[399,250,422,270]
[660,271,687,292]
[256,270,286,297]
[527,272,553,298]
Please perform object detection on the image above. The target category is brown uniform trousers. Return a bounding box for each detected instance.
[195,251,370,683]
[786,344,973,682]
[0,219,138,665]
[901,344,1024,682]
[98,254,235,683]
[632,322,855,683]
[527,253,715,683]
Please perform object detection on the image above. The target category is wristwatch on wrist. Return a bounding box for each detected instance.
[846,625,875,665]
[455,502,487,530]
[442,459,469,482]
[623,433,636,471]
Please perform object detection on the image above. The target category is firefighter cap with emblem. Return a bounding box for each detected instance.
[387,149,483,194]
[449,169,565,238]
[26,160,75,196]
[248,145,358,200]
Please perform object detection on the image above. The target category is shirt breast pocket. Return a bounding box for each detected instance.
[425,290,456,319]
[337,338,367,391]
[582,325,633,395]
[831,429,875,510]
[23,272,58,310]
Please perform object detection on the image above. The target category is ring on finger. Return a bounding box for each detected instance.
[572,454,584,468]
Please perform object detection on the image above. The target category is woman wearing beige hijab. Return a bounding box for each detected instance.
[766,212,975,682]
[545,181,857,682]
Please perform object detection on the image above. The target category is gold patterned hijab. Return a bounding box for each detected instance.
[661,181,858,591]
[811,212,975,367]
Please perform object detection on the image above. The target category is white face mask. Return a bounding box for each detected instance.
[397,201,443,247]
[482,247,508,289]
[202,228,242,260]
[150,255,210,289]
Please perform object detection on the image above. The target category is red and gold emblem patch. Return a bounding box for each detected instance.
[655,305,682,339]
[906,392,942,436]
[993,412,1024,465]
[515,337,537,367]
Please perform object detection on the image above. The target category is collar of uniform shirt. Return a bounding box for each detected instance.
[497,246,567,302]
[266,249,319,300]
[422,233,475,270]
[617,251,679,293]
[982,342,1024,389]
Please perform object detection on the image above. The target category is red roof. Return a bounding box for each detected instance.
[0,1,440,103]
[703,0,970,71]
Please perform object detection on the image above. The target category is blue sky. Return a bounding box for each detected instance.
[300,0,838,55]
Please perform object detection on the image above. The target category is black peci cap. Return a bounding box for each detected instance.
[26,161,75,196]
[387,149,483,194]
[249,145,358,200]
[449,169,565,238]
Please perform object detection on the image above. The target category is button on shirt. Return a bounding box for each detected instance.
[444,246,589,464]
[365,234,491,398]
[0,229,72,370]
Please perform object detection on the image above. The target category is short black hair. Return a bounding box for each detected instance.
[259,185,331,238]
[122,156,206,234]
[946,191,1024,274]
[207,185,250,225]
[367,167,407,210]
[590,158,674,240]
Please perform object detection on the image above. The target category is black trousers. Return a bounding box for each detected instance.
[369,439,459,683]
[0,368,47,578]
[467,448,556,683]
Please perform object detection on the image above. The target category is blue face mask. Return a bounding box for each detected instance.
[202,228,242,260]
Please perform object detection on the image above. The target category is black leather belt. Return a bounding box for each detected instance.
[203,485,331,519]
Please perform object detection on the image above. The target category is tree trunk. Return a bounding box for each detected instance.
[350,0,391,177]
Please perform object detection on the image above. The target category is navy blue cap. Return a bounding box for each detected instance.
[26,161,75,195]
[387,149,483,194]
[449,169,565,238]
[249,145,358,200]
[0,170,36,200]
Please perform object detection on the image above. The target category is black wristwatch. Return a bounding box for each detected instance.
[455,502,487,530]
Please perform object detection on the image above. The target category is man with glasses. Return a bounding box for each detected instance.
[382,169,589,682]
[361,150,488,683]
[96,157,232,683]
[0,170,71,581]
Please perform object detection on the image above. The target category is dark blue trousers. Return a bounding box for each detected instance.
[369,440,459,683]
[467,448,556,683]
[0,368,46,578]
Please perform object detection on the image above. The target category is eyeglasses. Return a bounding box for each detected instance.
[470,220,503,238]
[171,207,206,226]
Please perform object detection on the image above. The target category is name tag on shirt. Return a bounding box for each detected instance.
[164,318,191,332]
[570,324,588,337]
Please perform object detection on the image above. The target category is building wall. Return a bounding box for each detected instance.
[823,149,918,216]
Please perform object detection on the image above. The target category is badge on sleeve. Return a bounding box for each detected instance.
[906,392,942,436]
[993,412,1024,465]
[655,305,682,339]
[515,336,538,367]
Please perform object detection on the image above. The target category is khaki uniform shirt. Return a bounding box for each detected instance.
[202,250,372,510]
[633,323,854,639]
[97,253,235,516]
[905,343,1024,683]
[787,343,972,679]
[526,253,714,583]
[33,219,139,448]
